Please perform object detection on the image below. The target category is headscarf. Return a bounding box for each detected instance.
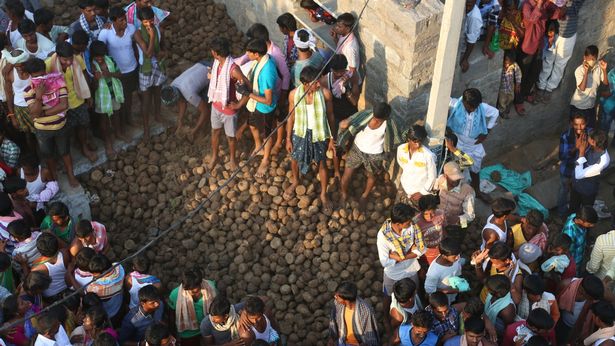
[5,49,29,65]
[293,29,316,51]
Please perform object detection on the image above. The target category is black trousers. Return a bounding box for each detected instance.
[569,186,597,215]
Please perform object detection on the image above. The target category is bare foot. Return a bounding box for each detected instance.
[187,130,197,143]
[271,143,283,156]
[229,159,239,171]
[283,182,298,200]
[207,156,219,171]
[340,192,348,205]
[174,126,183,137]
[68,175,80,187]
[82,148,98,162]
[320,193,333,213]
[255,160,269,178]
[251,148,265,157]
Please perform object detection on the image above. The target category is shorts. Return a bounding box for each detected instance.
[275,102,286,122]
[67,103,90,127]
[345,143,386,175]
[95,100,121,115]
[139,63,167,92]
[35,126,70,159]
[120,68,139,95]
[211,106,237,138]
[248,109,276,136]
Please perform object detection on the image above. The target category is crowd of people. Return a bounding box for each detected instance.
[0,0,611,345]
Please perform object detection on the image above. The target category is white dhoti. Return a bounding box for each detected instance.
[456,133,485,174]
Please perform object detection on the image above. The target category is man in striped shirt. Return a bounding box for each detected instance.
[23,58,79,187]
[587,229,615,279]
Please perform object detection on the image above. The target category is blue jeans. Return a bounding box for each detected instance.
[557,174,571,216]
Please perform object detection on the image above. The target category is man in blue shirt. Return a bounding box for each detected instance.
[557,113,589,217]
[241,38,279,179]
[119,284,165,345]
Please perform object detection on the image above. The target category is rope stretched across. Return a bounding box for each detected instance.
[0,0,372,333]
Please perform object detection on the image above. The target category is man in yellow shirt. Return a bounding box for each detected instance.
[510,209,548,253]
[45,41,97,162]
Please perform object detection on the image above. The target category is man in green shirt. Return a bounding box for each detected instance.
[39,201,77,245]
[168,268,217,346]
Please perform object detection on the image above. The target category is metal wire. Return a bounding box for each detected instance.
[0,0,372,332]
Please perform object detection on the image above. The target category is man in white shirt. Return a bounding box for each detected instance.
[98,6,138,133]
[331,12,360,80]
[425,238,463,304]
[396,124,437,206]
[338,102,395,204]
[570,45,609,129]
[570,129,610,214]
[34,313,72,346]
[16,19,55,59]
[447,88,499,194]
[376,203,424,328]
[460,0,483,72]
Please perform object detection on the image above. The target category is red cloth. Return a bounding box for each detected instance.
[0,160,14,175]
[521,0,560,55]
[502,321,556,346]
[562,253,577,280]
[212,64,239,116]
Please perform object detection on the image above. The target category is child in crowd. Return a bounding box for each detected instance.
[133,6,167,141]
[542,233,576,292]
[19,154,59,216]
[125,255,161,309]
[40,201,77,245]
[498,50,522,117]
[535,20,559,103]
[425,238,464,304]
[562,205,597,271]
[91,40,125,157]
[3,176,36,227]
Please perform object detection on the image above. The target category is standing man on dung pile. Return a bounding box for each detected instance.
[124,0,171,29]
[447,88,499,196]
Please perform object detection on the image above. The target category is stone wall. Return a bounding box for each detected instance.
[216,0,443,120]
[215,0,615,157]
